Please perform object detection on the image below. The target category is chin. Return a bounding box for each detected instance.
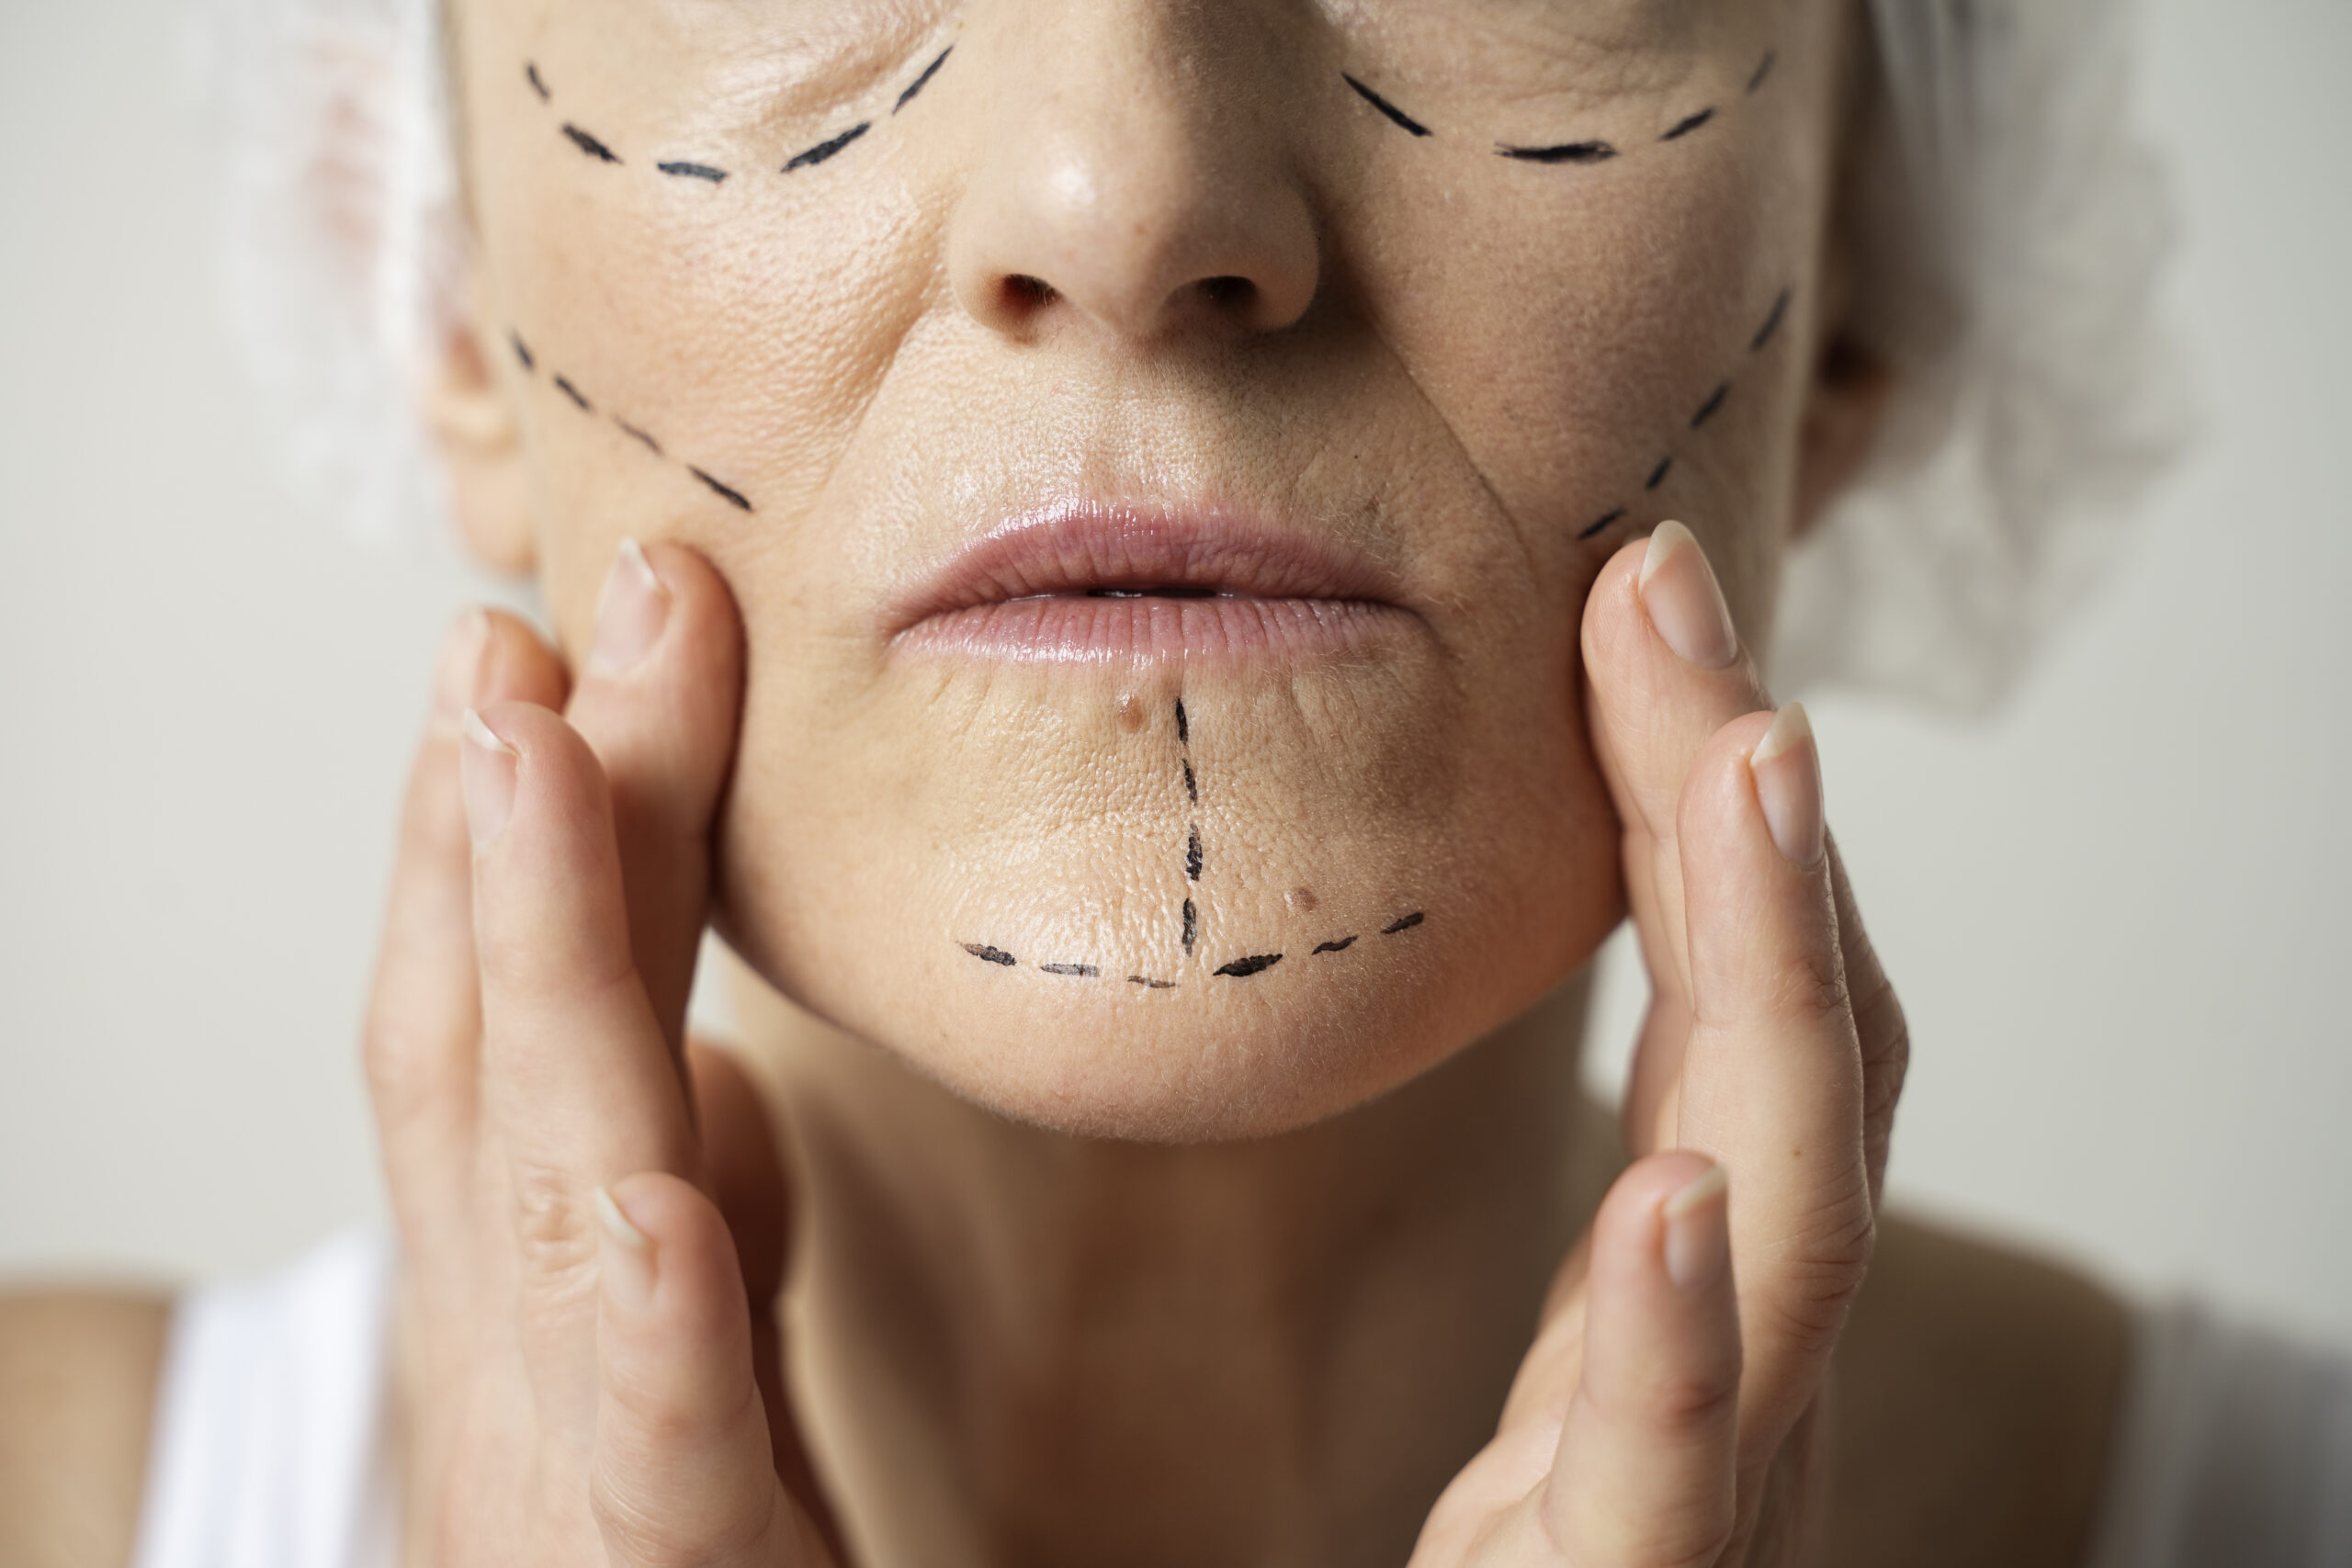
[716,671,1623,1141]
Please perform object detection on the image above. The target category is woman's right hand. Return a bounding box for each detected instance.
[363,540,843,1566]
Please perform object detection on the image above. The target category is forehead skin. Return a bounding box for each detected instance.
[438,0,1857,1140]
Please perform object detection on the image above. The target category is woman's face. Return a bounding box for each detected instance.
[439,0,1857,1140]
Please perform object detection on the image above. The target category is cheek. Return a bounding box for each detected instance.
[1359,41,1829,608]
[464,37,945,606]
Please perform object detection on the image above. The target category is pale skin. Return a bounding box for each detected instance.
[0,0,2132,1564]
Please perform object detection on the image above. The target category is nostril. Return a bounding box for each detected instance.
[1199,276,1257,310]
[1004,274,1058,310]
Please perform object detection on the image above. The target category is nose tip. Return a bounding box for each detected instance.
[948,105,1320,344]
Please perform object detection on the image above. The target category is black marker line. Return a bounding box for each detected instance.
[526,62,550,102]
[1216,954,1284,978]
[1382,912,1426,935]
[615,418,663,457]
[1129,976,1178,989]
[1578,508,1628,542]
[1661,107,1717,142]
[561,124,623,164]
[691,468,754,512]
[1182,898,1197,955]
[657,161,729,184]
[510,332,535,373]
[785,121,871,172]
[1747,51,1779,95]
[895,47,952,113]
[1039,963,1100,978]
[1313,937,1358,955]
[1174,698,1190,749]
[1182,760,1197,805]
[1498,141,1617,165]
[1343,75,1432,139]
[964,943,1017,966]
[1690,382,1732,430]
[1645,457,1674,491]
[553,375,593,412]
[1752,288,1792,353]
[1186,826,1203,883]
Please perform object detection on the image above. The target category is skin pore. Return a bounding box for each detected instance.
[0,3,2130,1567]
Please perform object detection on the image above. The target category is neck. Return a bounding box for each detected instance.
[725,955,1615,1568]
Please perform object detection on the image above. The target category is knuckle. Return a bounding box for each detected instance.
[1638,1368,1741,1437]
[1763,1193,1877,1356]
[1774,944,1850,1022]
[509,1161,599,1301]
[361,1010,467,1124]
[1572,1506,1736,1568]
[591,1471,775,1568]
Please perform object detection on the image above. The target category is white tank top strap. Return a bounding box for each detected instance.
[2082,1299,2352,1568]
[131,1230,401,1568]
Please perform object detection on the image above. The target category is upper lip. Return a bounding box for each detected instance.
[888,500,1403,636]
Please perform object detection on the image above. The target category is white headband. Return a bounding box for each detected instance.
[195,0,2180,713]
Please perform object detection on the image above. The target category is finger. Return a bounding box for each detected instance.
[1542,1154,1741,1567]
[593,1174,836,1568]
[691,1042,847,1560]
[1829,844,1909,1208]
[1581,523,1770,1145]
[460,701,698,1351]
[563,540,746,1054]
[365,609,568,1307]
[1674,703,1873,1461]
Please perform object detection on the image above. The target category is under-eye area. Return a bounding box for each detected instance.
[1661,107,1718,142]
[786,121,871,173]
[895,47,953,113]
[561,124,622,164]
[522,43,960,189]
[1498,141,1618,165]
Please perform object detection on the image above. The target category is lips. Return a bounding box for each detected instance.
[888,502,1417,664]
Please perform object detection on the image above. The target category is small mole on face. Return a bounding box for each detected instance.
[1285,887,1319,913]
[1117,693,1145,732]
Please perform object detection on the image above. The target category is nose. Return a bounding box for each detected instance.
[946,3,1321,344]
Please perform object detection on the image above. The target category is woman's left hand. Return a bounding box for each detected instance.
[1410,522,1909,1567]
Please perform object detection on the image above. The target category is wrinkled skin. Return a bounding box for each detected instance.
[431,0,1866,1139]
[382,0,1910,1563]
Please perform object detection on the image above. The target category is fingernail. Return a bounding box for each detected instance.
[1638,521,1739,671]
[586,538,671,679]
[1750,702,1826,866]
[458,708,518,847]
[1663,1165,1730,1291]
[431,609,489,725]
[596,1186,655,1311]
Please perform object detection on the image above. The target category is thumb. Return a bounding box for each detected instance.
[592,1174,838,1568]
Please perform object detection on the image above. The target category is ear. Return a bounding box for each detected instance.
[421,291,540,574]
[1790,222,1897,543]
[1790,332,1894,542]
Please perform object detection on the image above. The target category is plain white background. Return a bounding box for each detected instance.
[2,0,2346,1354]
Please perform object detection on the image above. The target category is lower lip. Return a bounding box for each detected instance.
[895,594,1413,663]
